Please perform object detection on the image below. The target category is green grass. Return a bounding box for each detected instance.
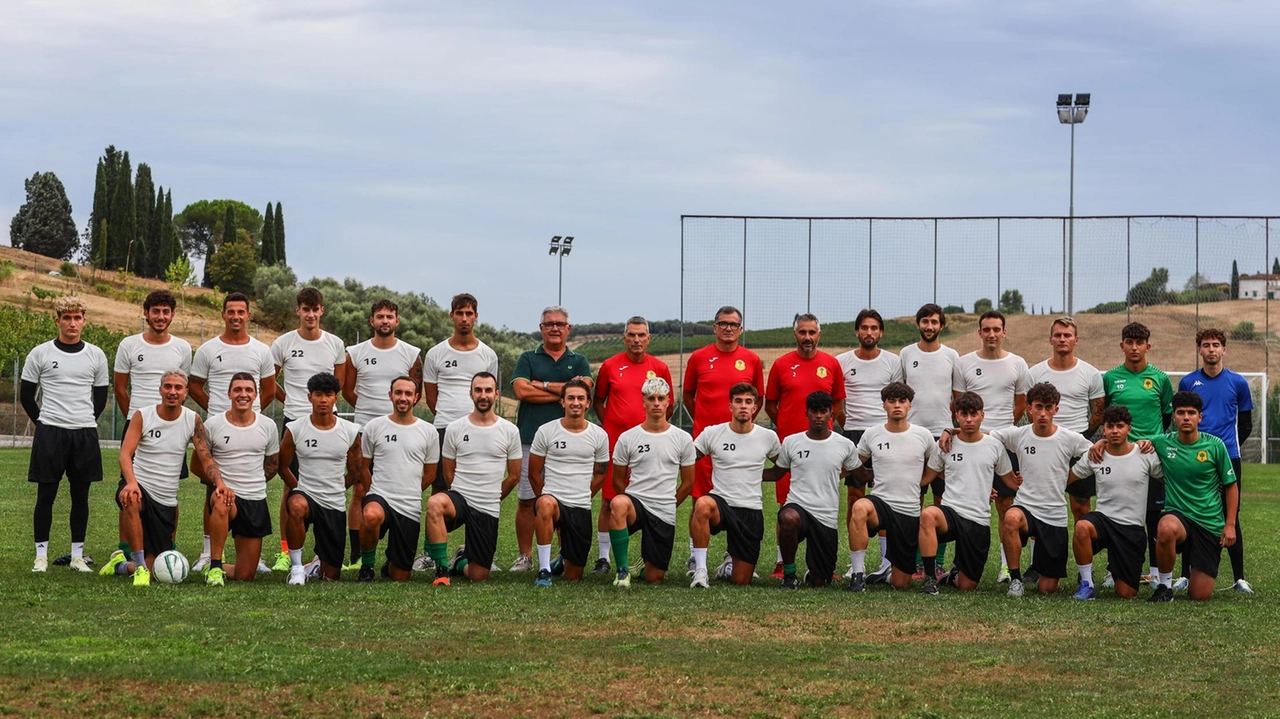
[2,449,1279,717]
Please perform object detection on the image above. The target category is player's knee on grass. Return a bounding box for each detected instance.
[466,563,491,583]
[1188,571,1215,601]
[644,564,666,584]
[1114,581,1138,599]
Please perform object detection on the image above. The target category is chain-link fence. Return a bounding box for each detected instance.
[680,215,1279,461]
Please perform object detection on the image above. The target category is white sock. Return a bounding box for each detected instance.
[692,547,707,572]
[35,541,48,559]
[776,545,783,563]
[536,543,552,572]
[1159,570,1173,587]
[597,532,611,560]
[1000,545,1008,566]
[202,535,212,556]
[289,549,303,567]
[877,536,891,570]
[1028,539,1036,558]
[851,549,866,575]
[71,542,84,559]
[1079,562,1093,586]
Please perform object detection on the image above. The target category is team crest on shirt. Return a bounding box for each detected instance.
[817,366,828,378]
[1196,450,1208,462]
[1143,378,1154,390]
[646,370,656,379]
[735,359,745,371]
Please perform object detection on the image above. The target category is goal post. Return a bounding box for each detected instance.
[1166,371,1267,464]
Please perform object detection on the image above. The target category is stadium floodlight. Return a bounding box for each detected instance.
[561,236,574,257]
[548,235,576,305]
[1057,92,1091,315]
[548,235,562,256]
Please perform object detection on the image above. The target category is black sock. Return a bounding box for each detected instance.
[923,556,936,577]
[211,559,223,570]
[349,530,361,560]
[1009,567,1022,582]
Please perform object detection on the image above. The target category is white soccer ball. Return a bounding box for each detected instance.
[153,550,190,584]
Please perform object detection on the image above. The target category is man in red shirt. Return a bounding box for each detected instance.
[592,316,674,574]
[765,313,846,577]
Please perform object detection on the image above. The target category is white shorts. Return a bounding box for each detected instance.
[517,444,535,501]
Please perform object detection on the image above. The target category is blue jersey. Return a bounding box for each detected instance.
[1178,368,1253,459]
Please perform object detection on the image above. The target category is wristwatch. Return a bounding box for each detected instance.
[542,381,549,390]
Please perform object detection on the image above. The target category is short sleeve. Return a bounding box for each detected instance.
[1159,376,1174,414]
[856,431,872,460]
[593,359,613,400]
[20,346,40,383]
[441,424,458,460]
[593,431,610,463]
[330,335,346,366]
[1071,432,1093,457]
[270,338,285,367]
[766,432,782,460]
[512,351,534,383]
[993,445,1013,475]
[765,362,783,402]
[1237,376,1255,411]
[362,424,376,459]
[612,435,632,467]
[1013,358,1031,394]
[264,422,281,456]
[829,359,846,401]
[951,360,965,393]
[257,345,276,377]
[576,352,592,379]
[841,443,861,472]
[530,424,550,457]
[421,348,440,384]
[889,355,905,384]
[114,341,131,374]
[927,447,946,473]
[773,439,791,469]
[989,426,1017,453]
[1071,455,1094,479]
[1146,454,1164,480]
[1217,442,1237,486]
[425,428,441,464]
[678,433,696,466]
[1177,374,1192,392]
[92,348,110,385]
[682,354,699,395]
[693,428,713,456]
[1087,369,1105,401]
[191,346,211,380]
[506,426,524,460]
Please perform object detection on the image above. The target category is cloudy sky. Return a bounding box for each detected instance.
[3,1,1279,331]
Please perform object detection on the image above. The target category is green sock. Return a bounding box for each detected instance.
[915,548,922,565]
[938,541,948,566]
[118,541,130,552]
[609,528,630,570]
[427,542,448,569]
[361,549,376,570]
[783,562,797,577]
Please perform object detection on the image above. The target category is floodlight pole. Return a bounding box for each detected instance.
[1068,117,1076,316]
[557,250,564,306]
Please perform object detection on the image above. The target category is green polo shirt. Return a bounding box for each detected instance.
[1151,431,1236,535]
[512,345,593,444]
[1103,363,1173,440]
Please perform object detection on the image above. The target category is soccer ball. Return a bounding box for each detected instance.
[153,550,190,584]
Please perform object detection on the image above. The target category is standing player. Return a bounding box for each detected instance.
[847,382,937,592]
[195,373,281,584]
[1068,406,1164,599]
[951,309,1029,582]
[836,308,904,582]
[357,376,439,582]
[1027,317,1104,525]
[1176,328,1252,594]
[899,303,960,576]
[1149,392,1238,602]
[342,299,423,569]
[511,306,592,572]
[529,378,610,586]
[689,382,781,587]
[189,292,277,572]
[278,372,362,585]
[593,316,674,574]
[22,296,109,573]
[106,370,216,585]
[608,377,696,588]
[424,372,522,585]
[269,287,347,571]
[765,313,846,578]
[764,391,860,589]
[918,392,1018,594]
[1102,322,1173,585]
[418,293,499,570]
[981,383,1092,597]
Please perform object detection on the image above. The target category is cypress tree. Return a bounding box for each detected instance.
[223,204,237,245]
[147,185,165,277]
[1273,257,1279,275]
[274,201,285,264]
[260,203,276,265]
[132,164,154,275]
[107,152,136,269]
[1231,260,1240,300]
[165,190,181,270]
[89,159,108,267]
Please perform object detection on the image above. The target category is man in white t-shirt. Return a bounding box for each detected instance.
[341,298,423,568]
[22,296,110,574]
[847,382,937,592]
[951,309,1030,582]
[608,377,696,588]
[268,286,347,571]
[690,382,780,587]
[528,378,609,586]
[424,372,522,585]
[278,372,362,584]
[357,376,440,582]
[918,392,1018,594]
[189,291,277,572]
[193,373,281,585]
[114,289,193,424]
[1027,316,1104,524]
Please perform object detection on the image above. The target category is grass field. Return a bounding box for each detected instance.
[2,449,1279,718]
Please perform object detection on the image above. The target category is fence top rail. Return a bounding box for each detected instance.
[680,214,1280,221]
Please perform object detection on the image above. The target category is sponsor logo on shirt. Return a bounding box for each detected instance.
[709,356,719,368]
[735,359,745,371]
[1196,450,1208,462]
[1165,448,1178,459]
[1192,380,1203,388]
[789,364,800,377]
[1114,379,1126,391]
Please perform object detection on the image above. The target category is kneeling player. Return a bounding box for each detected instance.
[765,391,860,589]
[1068,406,1163,599]
[192,373,281,584]
[424,372,522,585]
[847,382,937,592]
[358,376,440,582]
[918,392,1017,594]
[528,379,610,586]
[278,372,362,584]
[106,369,218,585]
[609,377,696,587]
[690,382,781,587]
[1150,391,1238,602]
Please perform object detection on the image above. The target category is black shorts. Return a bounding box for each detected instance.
[432,427,448,491]
[1012,505,1068,579]
[1081,511,1146,591]
[116,479,176,559]
[29,424,102,484]
[1066,473,1095,499]
[1167,510,1222,579]
[291,489,346,568]
[843,430,870,486]
[443,490,500,571]
[624,496,676,572]
[992,449,1018,498]
[709,494,765,566]
[363,494,420,572]
[229,497,272,539]
[537,495,592,568]
[938,505,991,583]
[778,503,838,585]
[866,495,919,575]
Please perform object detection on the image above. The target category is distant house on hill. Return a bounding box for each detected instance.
[1239,274,1280,300]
